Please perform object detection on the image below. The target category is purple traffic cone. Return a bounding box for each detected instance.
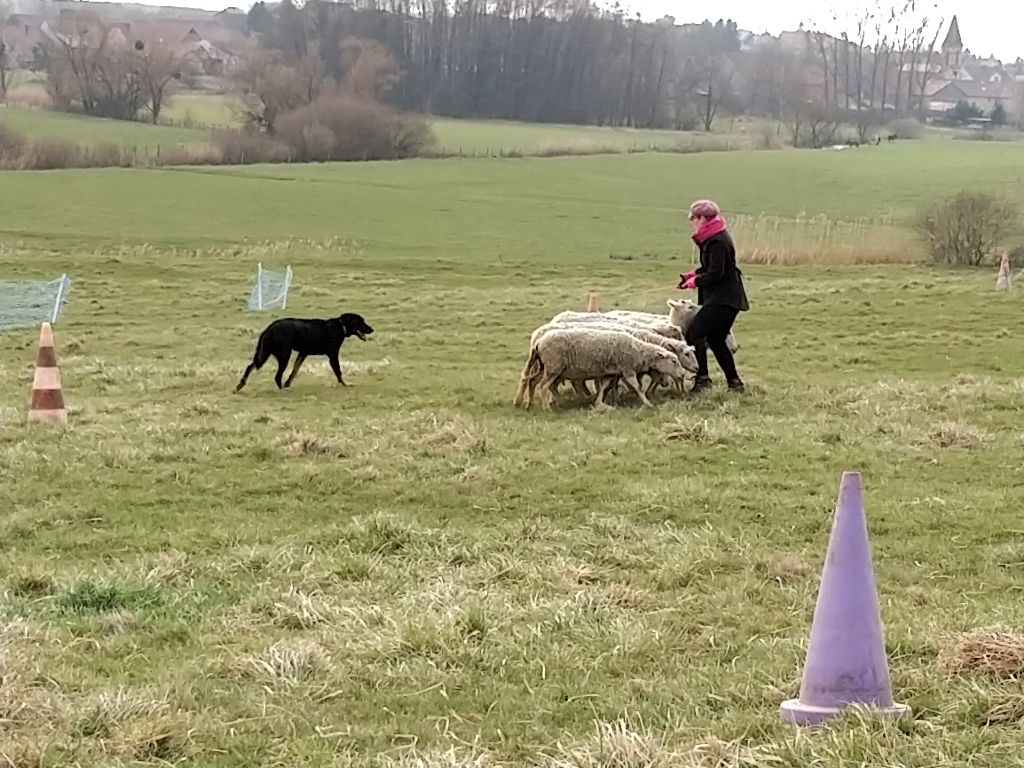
[780,471,911,726]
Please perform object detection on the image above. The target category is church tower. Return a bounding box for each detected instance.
[941,16,963,71]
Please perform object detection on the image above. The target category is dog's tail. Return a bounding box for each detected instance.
[251,330,271,369]
[236,328,273,393]
[512,346,544,408]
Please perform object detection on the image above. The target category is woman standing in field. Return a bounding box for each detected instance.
[677,199,749,394]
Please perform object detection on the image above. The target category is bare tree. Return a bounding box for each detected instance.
[135,38,185,124]
[0,41,10,100]
[694,55,733,132]
[42,19,146,120]
[340,37,400,100]
[231,49,315,131]
[908,15,942,115]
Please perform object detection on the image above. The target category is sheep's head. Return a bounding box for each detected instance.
[666,298,699,330]
[676,344,699,374]
[653,350,686,381]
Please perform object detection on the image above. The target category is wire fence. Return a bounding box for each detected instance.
[0,274,72,331]
[247,263,293,311]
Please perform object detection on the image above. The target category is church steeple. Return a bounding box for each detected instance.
[942,16,963,69]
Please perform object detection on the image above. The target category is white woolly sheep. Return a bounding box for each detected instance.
[548,320,698,400]
[518,327,687,411]
[547,310,683,341]
[518,320,696,406]
[665,298,740,354]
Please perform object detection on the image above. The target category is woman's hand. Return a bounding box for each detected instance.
[677,271,697,290]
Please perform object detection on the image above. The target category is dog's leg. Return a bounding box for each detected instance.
[283,354,307,388]
[236,363,256,392]
[273,353,291,390]
[328,353,348,386]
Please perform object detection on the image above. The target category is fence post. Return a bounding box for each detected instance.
[50,273,68,324]
[256,262,264,311]
[282,266,292,310]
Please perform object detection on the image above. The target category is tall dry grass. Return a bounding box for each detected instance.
[4,82,52,110]
[729,213,923,265]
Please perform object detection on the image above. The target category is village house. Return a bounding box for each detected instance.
[924,16,1024,120]
[2,4,246,75]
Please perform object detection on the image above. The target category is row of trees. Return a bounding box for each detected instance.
[26,0,1023,146]
[236,0,963,137]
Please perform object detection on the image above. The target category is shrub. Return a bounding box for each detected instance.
[887,118,924,140]
[212,129,291,165]
[0,122,28,168]
[154,144,221,167]
[915,190,1019,266]
[22,137,82,170]
[89,142,130,168]
[274,93,436,162]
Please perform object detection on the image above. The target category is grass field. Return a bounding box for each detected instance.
[4,142,1024,257]
[3,102,769,157]
[4,143,1024,766]
[0,105,211,152]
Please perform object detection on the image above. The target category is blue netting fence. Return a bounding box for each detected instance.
[247,263,293,311]
[0,274,72,331]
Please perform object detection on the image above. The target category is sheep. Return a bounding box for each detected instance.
[515,320,696,407]
[549,320,698,400]
[665,299,739,354]
[517,327,687,411]
[551,304,739,354]
[548,311,683,341]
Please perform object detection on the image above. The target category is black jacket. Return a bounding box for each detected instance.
[693,229,749,311]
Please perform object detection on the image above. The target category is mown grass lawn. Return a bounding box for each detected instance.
[2,144,1024,766]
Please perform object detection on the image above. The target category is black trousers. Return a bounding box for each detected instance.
[684,304,740,382]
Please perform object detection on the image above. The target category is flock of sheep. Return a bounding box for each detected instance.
[513,297,739,410]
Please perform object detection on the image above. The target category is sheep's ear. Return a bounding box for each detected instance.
[666,299,680,308]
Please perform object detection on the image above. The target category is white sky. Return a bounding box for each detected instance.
[129,0,1021,63]
[624,0,1020,62]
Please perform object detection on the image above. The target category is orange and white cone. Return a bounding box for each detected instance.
[27,322,67,426]
[996,252,1011,292]
[586,292,599,312]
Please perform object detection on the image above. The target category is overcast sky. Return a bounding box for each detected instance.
[133,0,1021,63]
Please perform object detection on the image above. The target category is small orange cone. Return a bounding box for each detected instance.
[586,292,599,312]
[27,322,67,426]
[996,252,1011,292]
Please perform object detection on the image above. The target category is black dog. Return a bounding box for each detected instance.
[236,312,375,392]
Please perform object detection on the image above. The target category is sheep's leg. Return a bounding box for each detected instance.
[525,374,539,409]
[642,372,660,398]
[514,372,534,408]
[546,377,563,409]
[571,380,592,401]
[603,376,620,405]
[624,373,655,408]
[539,374,559,411]
[593,378,614,410]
